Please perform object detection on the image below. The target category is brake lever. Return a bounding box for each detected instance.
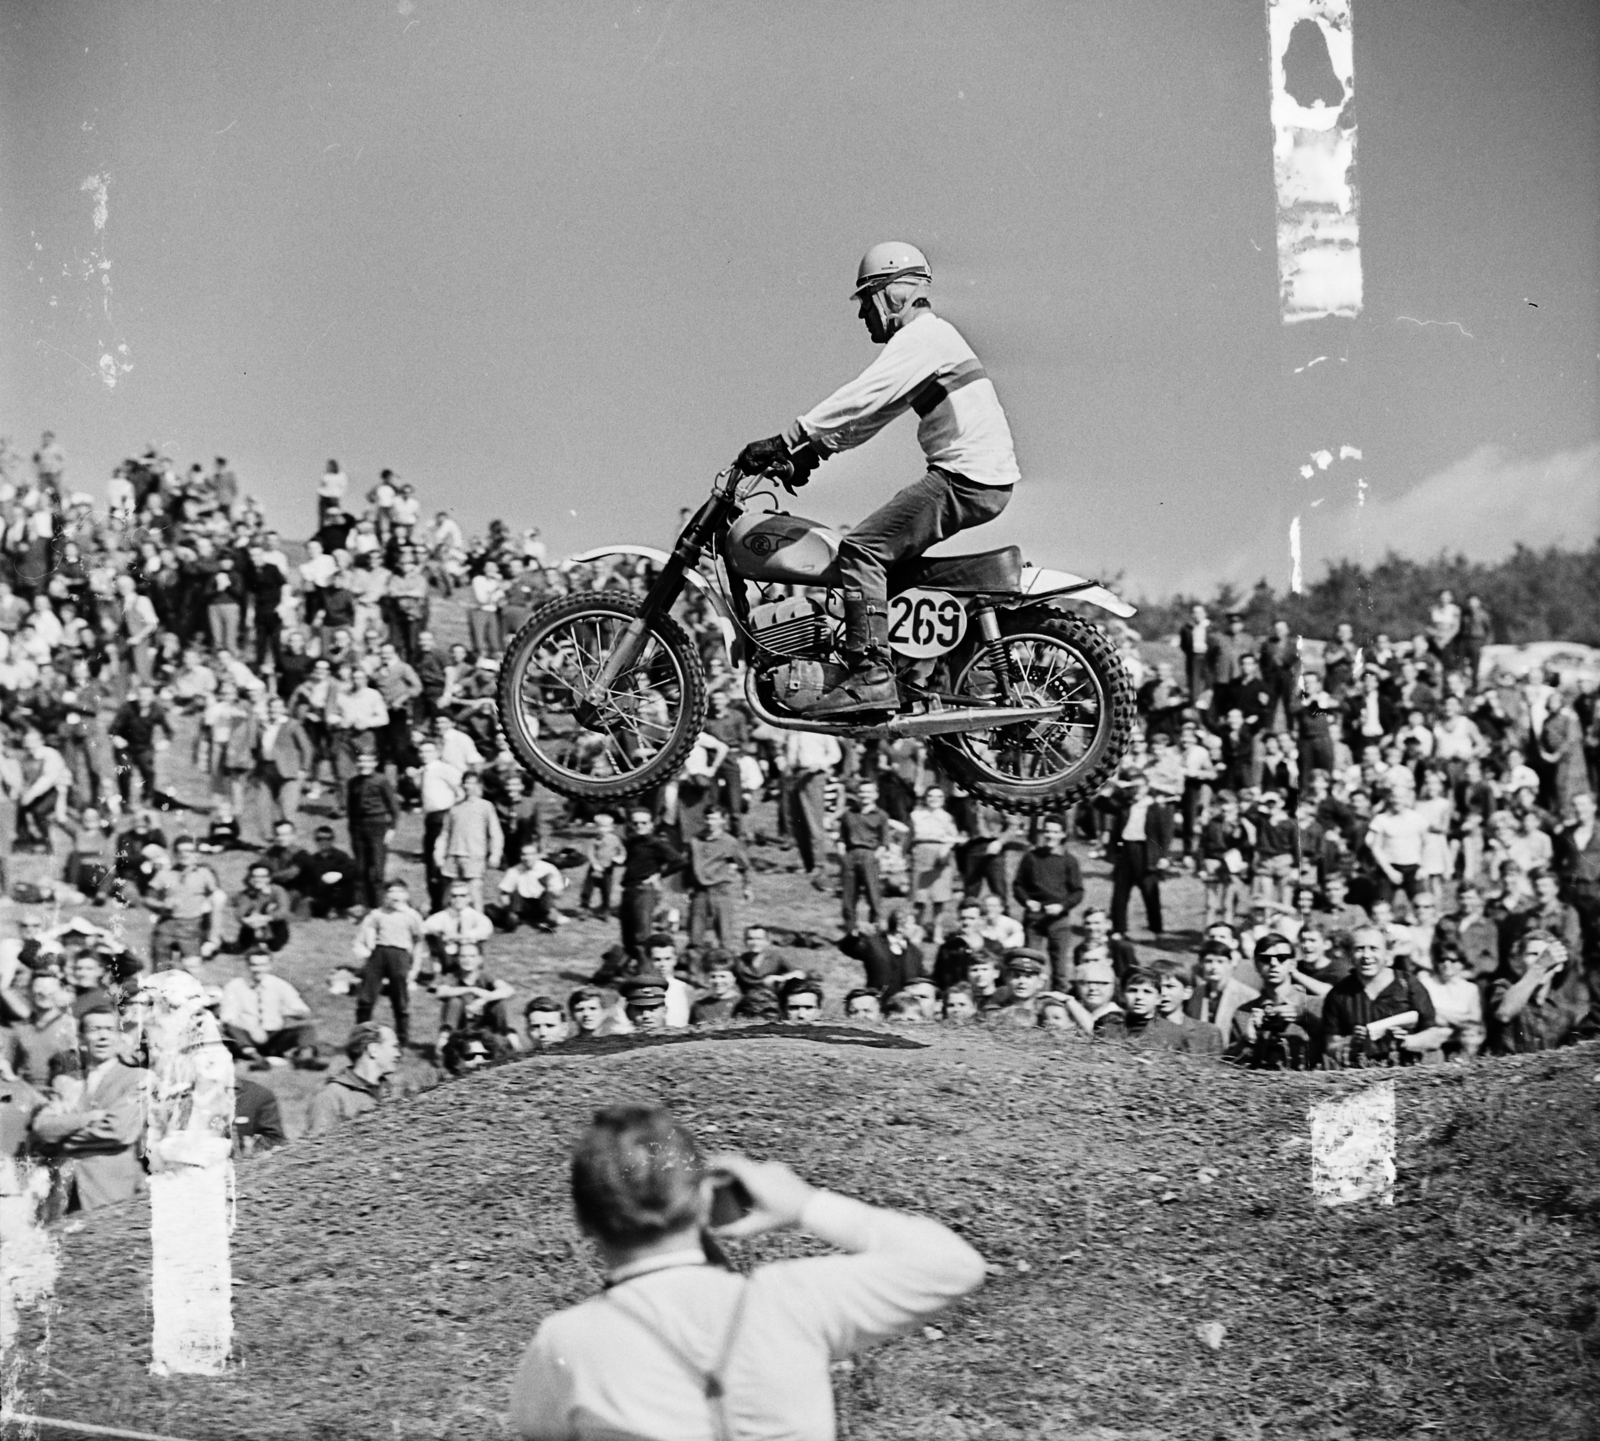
[769,457,797,495]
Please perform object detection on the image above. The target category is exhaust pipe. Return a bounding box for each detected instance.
[742,673,1062,739]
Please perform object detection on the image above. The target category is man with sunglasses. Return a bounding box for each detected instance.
[735,242,1019,716]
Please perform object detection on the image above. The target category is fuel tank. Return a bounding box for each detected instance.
[725,511,843,586]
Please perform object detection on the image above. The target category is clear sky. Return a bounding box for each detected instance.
[3,0,1596,600]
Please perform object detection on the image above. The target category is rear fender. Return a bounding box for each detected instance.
[564,545,740,663]
[1013,564,1138,619]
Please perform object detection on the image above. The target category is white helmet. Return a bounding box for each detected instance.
[850,241,933,298]
[851,241,933,339]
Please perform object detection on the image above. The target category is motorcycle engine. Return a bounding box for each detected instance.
[748,595,838,658]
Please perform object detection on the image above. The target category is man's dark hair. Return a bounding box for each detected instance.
[566,987,602,1016]
[1121,967,1161,991]
[344,1022,387,1062]
[645,932,675,953]
[843,986,881,1008]
[781,976,823,1006]
[523,994,563,1017]
[570,1105,705,1248]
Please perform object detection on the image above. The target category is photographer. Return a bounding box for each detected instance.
[510,1104,986,1441]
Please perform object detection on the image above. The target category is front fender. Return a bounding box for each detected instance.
[563,545,740,663]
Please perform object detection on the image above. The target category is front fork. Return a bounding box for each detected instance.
[974,603,1022,705]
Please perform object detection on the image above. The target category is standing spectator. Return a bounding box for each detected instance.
[316,459,349,527]
[1012,815,1085,992]
[617,806,684,960]
[351,880,427,1047]
[1538,687,1591,817]
[1430,589,1462,668]
[413,736,465,911]
[385,555,431,661]
[1178,602,1218,701]
[247,531,289,669]
[328,665,389,801]
[1460,595,1492,689]
[908,786,963,939]
[115,572,160,683]
[218,950,323,1069]
[686,807,750,955]
[1321,622,1359,701]
[1365,787,1429,906]
[412,630,448,718]
[306,1023,399,1137]
[579,812,625,919]
[346,750,401,913]
[434,770,504,911]
[839,910,923,997]
[370,641,422,772]
[1210,611,1253,691]
[31,1007,150,1211]
[469,560,507,657]
[4,971,80,1086]
[255,694,316,833]
[109,684,173,810]
[1258,618,1300,731]
[838,780,891,934]
[1106,770,1173,938]
[703,690,750,835]
[196,679,257,817]
[781,730,841,878]
[15,726,70,852]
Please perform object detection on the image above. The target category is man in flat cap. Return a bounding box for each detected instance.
[985,949,1047,1026]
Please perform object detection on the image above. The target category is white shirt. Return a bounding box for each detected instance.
[300,553,336,589]
[788,312,1021,488]
[439,730,483,773]
[499,859,566,900]
[419,759,465,815]
[510,1191,985,1441]
[424,906,494,948]
[218,973,309,1035]
[784,732,842,775]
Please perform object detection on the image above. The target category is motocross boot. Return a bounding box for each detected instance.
[810,590,899,716]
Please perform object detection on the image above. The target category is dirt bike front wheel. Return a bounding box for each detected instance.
[497,590,708,803]
[930,608,1135,814]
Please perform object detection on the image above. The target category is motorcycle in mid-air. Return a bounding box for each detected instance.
[496,461,1139,814]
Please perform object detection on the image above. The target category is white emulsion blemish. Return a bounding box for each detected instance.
[1266,0,1362,322]
[1309,1082,1396,1206]
[0,1159,60,1365]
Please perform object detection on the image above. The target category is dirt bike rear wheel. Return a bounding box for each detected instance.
[497,590,708,803]
[930,608,1135,814]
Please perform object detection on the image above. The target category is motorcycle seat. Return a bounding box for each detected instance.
[893,545,1024,594]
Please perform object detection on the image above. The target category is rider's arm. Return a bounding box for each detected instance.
[784,325,945,457]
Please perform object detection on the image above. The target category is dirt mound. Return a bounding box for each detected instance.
[12,1032,1600,1441]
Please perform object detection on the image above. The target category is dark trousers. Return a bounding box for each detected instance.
[619,884,656,959]
[356,944,411,1043]
[784,771,828,872]
[254,608,282,670]
[836,468,1013,609]
[222,1021,316,1060]
[1374,864,1421,907]
[840,848,883,929]
[16,790,59,848]
[1026,914,1077,993]
[116,749,159,807]
[439,995,510,1036]
[349,821,390,910]
[1110,846,1163,936]
[688,884,739,950]
[490,893,555,931]
[1181,778,1207,852]
[422,809,449,910]
[959,844,1009,905]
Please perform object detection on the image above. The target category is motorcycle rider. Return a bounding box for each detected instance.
[736,242,1020,716]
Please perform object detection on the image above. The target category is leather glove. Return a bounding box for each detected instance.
[735,435,791,477]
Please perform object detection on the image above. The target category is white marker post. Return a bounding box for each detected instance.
[1309,1081,1396,1206]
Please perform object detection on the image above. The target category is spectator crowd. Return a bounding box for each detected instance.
[2,431,1598,1214]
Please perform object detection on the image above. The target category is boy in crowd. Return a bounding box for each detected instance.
[351,879,428,1047]
[1186,939,1260,1038]
[779,978,824,1023]
[1012,814,1084,988]
[1118,968,1191,1049]
[578,812,625,919]
[1072,907,1139,982]
[523,996,568,1048]
[688,954,741,1025]
[843,988,884,1021]
[940,983,978,1024]
[1152,962,1225,1056]
[566,987,606,1042]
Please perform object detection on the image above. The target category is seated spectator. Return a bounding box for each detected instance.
[978,893,1023,950]
[198,804,246,854]
[1064,959,1123,1037]
[839,910,923,997]
[566,987,606,1042]
[228,861,293,954]
[1072,907,1139,982]
[1185,940,1259,1038]
[231,1073,288,1158]
[1152,962,1224,1056]
[306,1023,400,1136]
[297,825,359,919]
[31,1006,149,1210]
[987,949,1046,1027]
[885,990,930,1023]
[433,770,504,911]
[442,1030,496,1075]
[1321,926,1438,1068]
[522,995,568,1048]
[114,810,169,898]
[218,950,323,1070]
[145,835,225,964]
[1489,930,1594,1054]
[262,818,311,891]
[490,842,567,933]
[1119,968,1192,1049]
[688,955,740,1025]
[940,983,978,1023]
[1420,943,1486,1059]
[65,949,114,1020]
[779,977,823,1023]
[1448,883,1502,982]
[433,940,517,1061]
[735,922,807,995]
[4,969,80,1086]
[617,977,669,1035]
[62,808,116,903]
[1036,993,1074,1030]
[931,901,999,992]
[424,880,495,984]
[732,987,781,1021]
[1227,935,1321,1069]
[901,977,939,1020]
[843,988,884,1021]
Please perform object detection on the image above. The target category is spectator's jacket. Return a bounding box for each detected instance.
[1185,977,1259,1039]
[1012,848,1085,913]
[296,846,357,896]
[1104,795,1175,869]
[931,933,997,992]
[1227,987,1322,1069]
[258,718,316,779]
[620,834,685,889]
[109,700,172,754]
[1488,969,1594,1054]
[3,1010,80,1087]
[839,932,923,997]
[306,1069,383,1136]
[32,1058,150,1209]
[686,834,749,891]
[1556,820,1600,894]
[1321,971,1437,1063]
[229,883,294,949]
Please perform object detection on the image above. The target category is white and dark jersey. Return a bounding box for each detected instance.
[784,312,1021,487]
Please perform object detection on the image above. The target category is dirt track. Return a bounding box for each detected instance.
[12,1029,1599,1441]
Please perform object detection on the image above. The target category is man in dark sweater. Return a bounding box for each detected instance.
[296,825,359,918]
[109,685,173,809]
[618,806,684,960]
[346,751,401,912]
[1012,815,1085,992]
[838,780,891,933]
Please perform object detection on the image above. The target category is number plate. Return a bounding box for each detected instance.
[886,588,968,658]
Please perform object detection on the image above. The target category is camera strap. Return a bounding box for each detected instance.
[605,1277,754,1441]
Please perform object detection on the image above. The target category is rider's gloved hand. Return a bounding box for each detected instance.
[735,435,792,477]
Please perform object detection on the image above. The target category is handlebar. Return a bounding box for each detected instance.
[731,456,798,494]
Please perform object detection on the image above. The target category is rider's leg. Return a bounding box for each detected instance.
[818,470,1013,715]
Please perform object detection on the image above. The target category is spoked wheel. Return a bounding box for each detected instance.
[497,590,707,803]
[931,608,1134,814]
